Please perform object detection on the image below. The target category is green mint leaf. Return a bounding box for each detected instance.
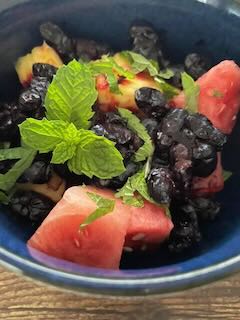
[0,147,36,192]
[223,170,232,182]
[19,118,71,153]
[122,194,144,208]
[19,118,125,180]
[45,59,98,129]
[211,89,224,98]
[115,177,144,208]
[0,191,9,205]
[19,118,79,153]
[154,76,180,99]
[116,165,171,219]
[106,72,121,94]
[181,72,200,113]
[158,69,174,80]
[68,129,125,179]
[120,51,159,76]
[51,141,76,164]
[89,56,134,94]
[118,108,154,162]
[80,192,115,229]
[116,167,154,206]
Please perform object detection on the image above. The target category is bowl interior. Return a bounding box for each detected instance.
[0,0,240,292]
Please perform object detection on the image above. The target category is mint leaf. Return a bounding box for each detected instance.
[118,108,154,162]
[0,191,9,205]
[106,72,121,94]
[19,119,68,153]
[51,141,76,164]
[89,56,134,94]
[181,72,200,113]
[223,170,232,182]
[45,59,98,129]
[0,147,36,192]
[154,76,180,99]
[158,69,174,80]
[19,119,80,154]
[68,130,125,179]
[80,192,115,229]
[116,166,171,219]
[19,118,125,180]
[116,167,154,206]
[120,51,159,76]
[115,176,144,208]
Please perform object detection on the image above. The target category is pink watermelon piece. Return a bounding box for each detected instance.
[171,60,240,134]
[125,202,173,250]
[28,186,173,269]
[171,60,240,195]
[28,186,130,269]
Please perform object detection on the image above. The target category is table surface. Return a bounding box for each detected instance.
[0,266,239,320]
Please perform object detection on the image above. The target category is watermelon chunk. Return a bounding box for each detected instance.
[28,186,130,269]
[171,60,240,195]
[171,60,240,134]
[125,202,173,250]
[28,186,173,269]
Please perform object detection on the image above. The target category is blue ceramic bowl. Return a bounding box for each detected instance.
[0,0,240,296]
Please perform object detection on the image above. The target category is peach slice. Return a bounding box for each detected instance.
[15,42,63,86]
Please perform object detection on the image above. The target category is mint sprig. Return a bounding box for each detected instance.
[19,118,125,180]
[0,147,36,192]
[120,51,159,76]
[118,108,154,162]
[68,129,125,179]
[116,166,171,218]
[80,192,115,229]
[154,77,180,99]
[116,166,155,207]
[181,72,200,113]
[45,60,98,129]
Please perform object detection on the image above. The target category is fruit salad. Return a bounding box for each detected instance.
[0,22,239,269]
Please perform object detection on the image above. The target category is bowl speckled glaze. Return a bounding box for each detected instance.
[0,0,240,296]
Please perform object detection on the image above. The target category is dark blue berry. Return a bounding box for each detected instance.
[19,89,42,115]
[0,104,25,141]
[161,109,188,136]
[168,200,201,253]
[192,141,217,177]
[18,161,52,184]
[130,24,168,67]
[40,22,75,62]
[184,53,210,80]
[9,190,54,225]
[190,197,221,221]
[147,167,175,204]
[32,63,57,81]
[142,118,158,138]
[135,87,169,119]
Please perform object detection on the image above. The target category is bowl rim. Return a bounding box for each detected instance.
[0,246,239,295]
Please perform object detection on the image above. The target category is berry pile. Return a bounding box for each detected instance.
[91,111,142,188]
[134,87,227,205]
[133,86,226,252]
